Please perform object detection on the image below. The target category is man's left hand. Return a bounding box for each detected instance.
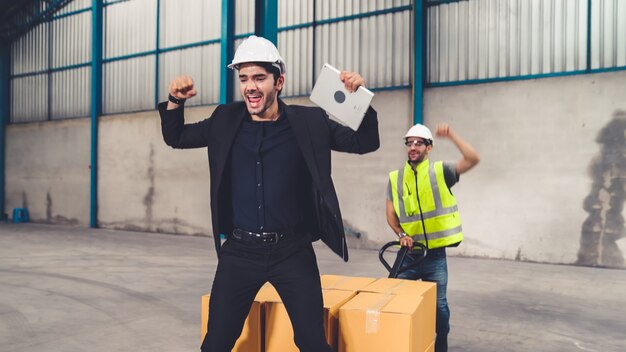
[339,71,366,93]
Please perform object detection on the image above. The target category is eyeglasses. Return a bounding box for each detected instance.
[405,140,428,147]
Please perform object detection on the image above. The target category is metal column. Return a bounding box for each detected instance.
[255,0,278,44]
[90,0,103,228]
[0,44,9,220]
[413,0,425,124]
[220,0,234,104]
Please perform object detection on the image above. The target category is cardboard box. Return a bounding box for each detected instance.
[356,278,437,352]
[320,274,377,291]
[361,278,437,298]
[338,292,433,352]
[264,288,357,352]
[201,283,279,351]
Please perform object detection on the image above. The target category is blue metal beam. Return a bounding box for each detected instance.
[154,0,161,107]
[0,44,9,220]
[426,0,466,6]
[90,0,103,228]
[47,20,53,121]
[586,0,592,72]
[220,0,234,104]
[277,5,413,32]
[256,0,278,44]
[413,0,425,125]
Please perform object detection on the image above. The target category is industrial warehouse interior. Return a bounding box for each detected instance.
[1,1,625,351]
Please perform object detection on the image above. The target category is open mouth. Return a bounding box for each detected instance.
[247,94,262,108]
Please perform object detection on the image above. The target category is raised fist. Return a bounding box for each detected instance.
[435,123,452,138]
[168,75,197,100]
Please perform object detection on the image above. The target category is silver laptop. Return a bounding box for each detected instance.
[309,63,375,131]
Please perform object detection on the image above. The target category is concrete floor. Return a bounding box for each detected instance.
[1,223,625,352]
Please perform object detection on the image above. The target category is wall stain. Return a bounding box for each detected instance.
[46,192,52,222]
[343,219,381,250]
[515,248,522,261]
[99,217,207,237]
[578,112,626,268]
[143,144,156,231]
[173,207,178,234]
[21,191,29,209]
[48,216,79,226]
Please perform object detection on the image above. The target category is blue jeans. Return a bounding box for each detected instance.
[396,247,449,352]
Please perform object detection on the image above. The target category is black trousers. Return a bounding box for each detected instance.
[201,233,331,352]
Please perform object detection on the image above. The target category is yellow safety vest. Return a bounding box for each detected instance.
[389,160,463,249]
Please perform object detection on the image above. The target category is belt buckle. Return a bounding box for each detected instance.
[264,231,279,244]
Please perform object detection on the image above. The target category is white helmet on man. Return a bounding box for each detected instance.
[405,124,433,144]
[228,35,287,74]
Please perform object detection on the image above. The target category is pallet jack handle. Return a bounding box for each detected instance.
[378,241,428,278]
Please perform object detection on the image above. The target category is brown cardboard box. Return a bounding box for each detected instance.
[358,278,437,352]
[264,288,357,352]
[361,278,437,299]
[200,283,279,351]
[320,274,377,291]
[338,292,433,352]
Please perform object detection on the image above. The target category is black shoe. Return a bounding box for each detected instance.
[435,335,448,352]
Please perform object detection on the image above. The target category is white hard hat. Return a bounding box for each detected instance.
[228,35,287,74]
[405,124,433,143]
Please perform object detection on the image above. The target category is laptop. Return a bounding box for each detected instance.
[309,63,375,131]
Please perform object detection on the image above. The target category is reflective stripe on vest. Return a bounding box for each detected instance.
[389,161,463,249]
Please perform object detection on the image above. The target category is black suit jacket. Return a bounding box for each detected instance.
[158,99,379,261]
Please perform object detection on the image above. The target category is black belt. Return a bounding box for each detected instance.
[231,228,286,244]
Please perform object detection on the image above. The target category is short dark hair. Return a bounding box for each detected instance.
[253,62,281,82]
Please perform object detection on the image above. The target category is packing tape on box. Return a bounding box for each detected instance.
[326,276,351,290]
[383,280,408,294]
[365,294,393,334]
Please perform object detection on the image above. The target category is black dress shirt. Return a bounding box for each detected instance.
[230,108,309,232]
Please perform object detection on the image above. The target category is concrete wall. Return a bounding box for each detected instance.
[422,71,626,269]
[5,70,626,268]
[98,106,217,236]
[6,118,90,225]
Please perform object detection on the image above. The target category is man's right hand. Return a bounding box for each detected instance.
[167,76,197,109]
[399,235,414,248]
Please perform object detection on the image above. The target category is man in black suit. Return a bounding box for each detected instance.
[158,35,379,352]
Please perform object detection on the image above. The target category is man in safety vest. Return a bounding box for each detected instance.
[386,123,479,352]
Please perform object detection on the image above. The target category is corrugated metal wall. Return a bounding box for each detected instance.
[103,0,157,114]
[11,74,49,123]
[160,0,221,48]
[10,22,49,122]
[51,11,91,118]
[232,0,256,102]
[104,56,156,114]
[591,0,626,69]
[11,22,49,75]
[51,67,90,118]
[160,46,221,107]
[10,2,91,122]
[158,0,222,107]
[7,0,626,122]
[278,0,412,97]
[427,0,588,83]
[426,0,626,83]
[278,0,314,97]
[56,0,91,15]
